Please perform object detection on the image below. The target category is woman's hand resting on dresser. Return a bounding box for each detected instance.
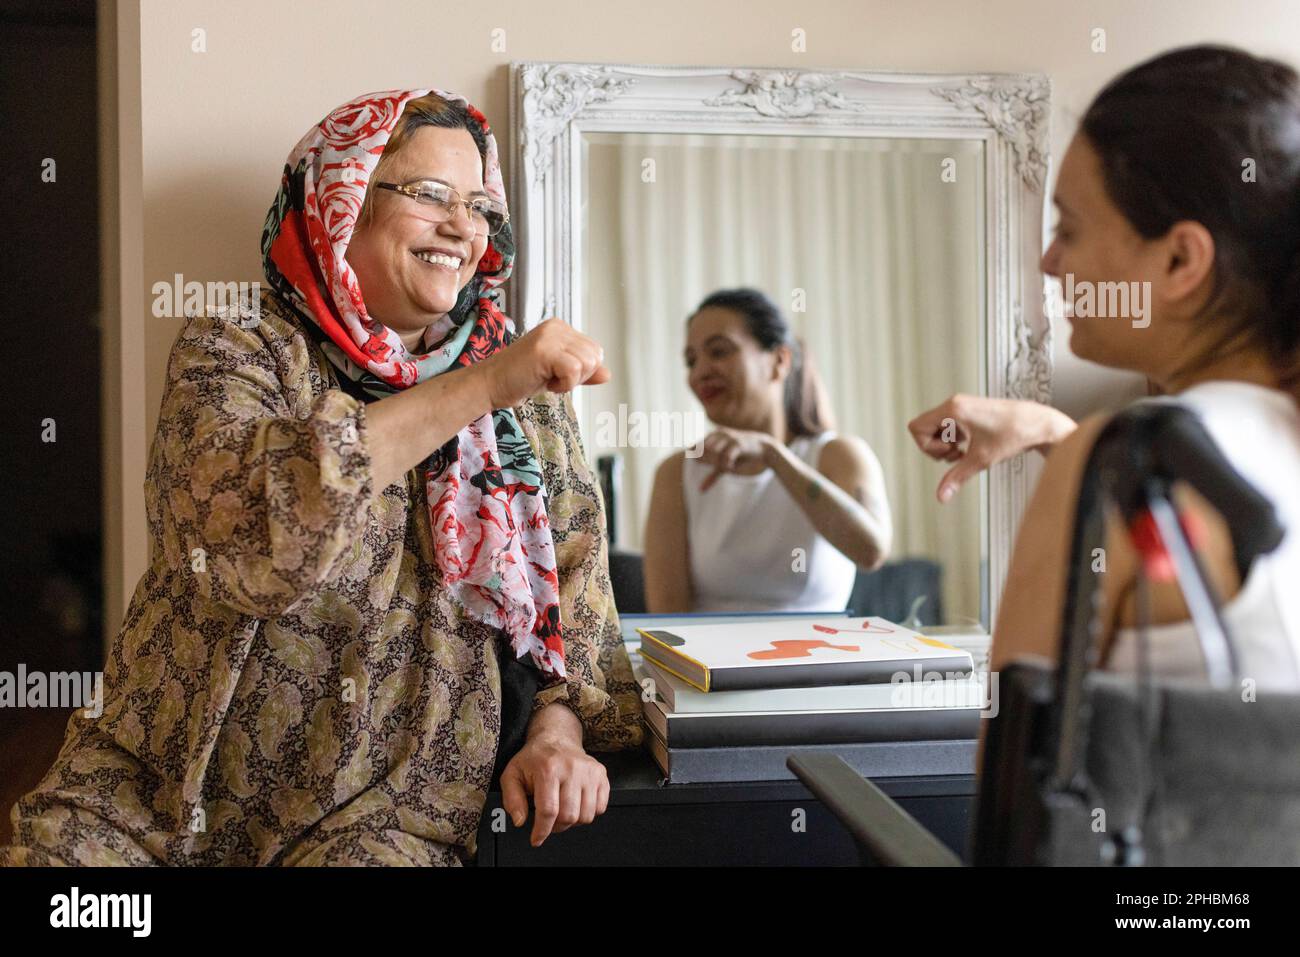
[908,394,1077,503]
[499,702,609,847]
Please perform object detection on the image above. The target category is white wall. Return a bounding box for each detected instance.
[107,0,1300,630]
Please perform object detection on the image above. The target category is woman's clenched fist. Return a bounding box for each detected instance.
[477,317,610,409]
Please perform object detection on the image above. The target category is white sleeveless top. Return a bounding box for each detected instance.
[682,430,859,612]
[1105,380,1300,689]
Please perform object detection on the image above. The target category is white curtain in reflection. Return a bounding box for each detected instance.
[581,133,984,622]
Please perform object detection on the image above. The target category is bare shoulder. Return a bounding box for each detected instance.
[817,434,881,475]
[1011,410,1117,555]
[1038,410,1114,482]
[990,411,1116,671]
[653,448,687,484]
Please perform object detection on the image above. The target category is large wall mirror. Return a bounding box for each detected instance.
[510,63,1052,629]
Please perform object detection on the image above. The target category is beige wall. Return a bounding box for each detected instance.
[105,0,1300,637]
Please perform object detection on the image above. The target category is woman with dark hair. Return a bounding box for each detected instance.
[910,45,1300,686]
[644,288,893,613]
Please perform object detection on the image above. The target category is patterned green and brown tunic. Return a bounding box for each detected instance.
[1,291,643,866]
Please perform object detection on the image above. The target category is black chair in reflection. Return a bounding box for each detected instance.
[609,548,648,615]
[607,547,942,623]
[846,559,943,625]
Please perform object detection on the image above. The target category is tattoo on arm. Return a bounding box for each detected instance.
[806,479,822,500]
[853,485,868,505]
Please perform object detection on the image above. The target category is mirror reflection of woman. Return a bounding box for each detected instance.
[644,288,893,613]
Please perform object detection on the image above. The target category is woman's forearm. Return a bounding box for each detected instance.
[528,701,583,747]
[362,365,495,491]
[762,441,891,570]
[1032,405,1079,455]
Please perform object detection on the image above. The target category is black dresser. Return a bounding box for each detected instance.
[474,745,976,865]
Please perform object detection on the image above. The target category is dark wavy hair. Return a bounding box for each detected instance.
[689,287,834,439]
[1080,44,1300,394]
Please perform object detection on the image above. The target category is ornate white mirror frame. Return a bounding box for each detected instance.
[509,61,1052,627]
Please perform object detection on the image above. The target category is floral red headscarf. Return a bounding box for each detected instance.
[260,89,566,679]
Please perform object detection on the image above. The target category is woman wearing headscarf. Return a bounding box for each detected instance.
[1,89,642,866]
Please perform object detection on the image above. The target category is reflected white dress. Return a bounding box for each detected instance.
[681,430,859,612]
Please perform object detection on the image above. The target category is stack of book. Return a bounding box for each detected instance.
[633,615,985,784]
[918,622,993,673]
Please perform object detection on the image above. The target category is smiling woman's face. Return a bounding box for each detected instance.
[685,306,789,429]
[345,124,489,350]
